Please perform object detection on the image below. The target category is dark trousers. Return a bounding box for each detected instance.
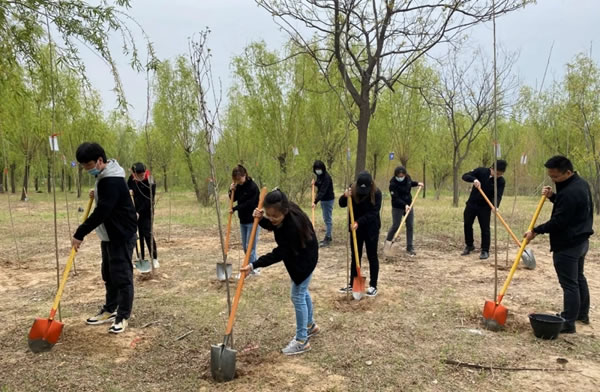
[101,236,136,320]
[386,207,414,250]
[463,204,491,252]
[138,215,157,260]
[553,240,590,328]
[349,230,379,288]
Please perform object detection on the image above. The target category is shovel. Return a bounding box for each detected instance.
[347,192,365,300]
[129,190,151,273]
[211,187,267,382]
[28,195,94,353]
[217,188,235,281]
[476,186,536,269]
[391,185,423,243]
[482,195,546,330]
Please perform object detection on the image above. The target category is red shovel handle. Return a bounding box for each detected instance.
[224,187,267,336]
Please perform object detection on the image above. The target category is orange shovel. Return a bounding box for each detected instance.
[28,194,94,353]
[347,192,365,300]
[482,195,546,330]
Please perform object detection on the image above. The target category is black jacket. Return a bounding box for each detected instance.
[389,175,419,209]
[533,173,594,252]
[127,175,156,218]
[339,189,382,236]
[313,160,335,203]
[74,162,137,243]
[462,167,505,208]
[253,211,318,285]
[230,178,260,224]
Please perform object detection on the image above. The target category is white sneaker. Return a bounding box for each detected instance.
[108,318,128,334]
[86,309,116,325]
[152,258,160,269]
[366,286,378,297]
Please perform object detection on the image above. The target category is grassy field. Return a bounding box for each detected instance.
[1,189,599,391]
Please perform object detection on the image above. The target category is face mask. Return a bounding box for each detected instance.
[88,168,100,176]
[395,176,405,182]
[315,170,323,175]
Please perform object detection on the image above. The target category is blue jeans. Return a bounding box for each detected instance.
[320,199,334,238]
[240,223,260,263]
[291,274,314,342]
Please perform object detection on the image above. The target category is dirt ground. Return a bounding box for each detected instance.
[1,192,599,391]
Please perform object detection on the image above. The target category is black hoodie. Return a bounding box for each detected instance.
[462,167,505,208]
[389,175,419,209]
[533,173,594,252]
[339,189,382,236]
[313,160,335,203]
[127,174,156,218]
[230,177,260,225]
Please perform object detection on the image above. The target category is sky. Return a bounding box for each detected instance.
[80,0,600,124]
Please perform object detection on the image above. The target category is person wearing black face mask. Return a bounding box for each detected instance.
[383,166,424,257]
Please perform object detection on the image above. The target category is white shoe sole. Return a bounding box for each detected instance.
[282,346,311,355]
[86,316,116,325]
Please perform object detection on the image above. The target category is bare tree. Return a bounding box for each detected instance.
[255,0,528,177]
[422,48,516,206]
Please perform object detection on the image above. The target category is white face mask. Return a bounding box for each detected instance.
[395,176,405,182]
[315,169,323,175]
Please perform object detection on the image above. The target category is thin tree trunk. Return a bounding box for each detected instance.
[372,152,378,180]
[184,149,201,203]
[47,155,52,193]
[163,166,168,192]
[60,165,65,192]
[21,160,30,201]
[10,163,16,193]
[68,172,72,192]
[452,151,460,207]
[0,169,3,193]
[77,165,83,198]
[35,176,39,192]
[422,160,426,199]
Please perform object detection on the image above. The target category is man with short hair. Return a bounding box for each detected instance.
[525,156,594,333]
[461,160,507,260]
[72,142,137,334]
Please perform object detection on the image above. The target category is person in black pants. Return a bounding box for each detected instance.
[461,160,507,260]
[338,171,382,297]
[384,166,424,257]
[72,142,137,334]
[127,162,158,269]
[525,156,594,333]
[312,160,335,247]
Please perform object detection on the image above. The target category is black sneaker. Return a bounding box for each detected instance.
[578,315,590,324]
[366,286,378,297]
[406,249,416,256]
[560,323,576,334]
[319,237,332,248]
[479,251,489,260]
[338,284,352,293]
[461,246,475,256]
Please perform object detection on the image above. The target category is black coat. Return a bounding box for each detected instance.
[253,211,318,285]
[127,175,156,218]
[462,167,505,208]
[534,173,594,252]
[313,161,335,203]
[230,178,260,224]
[338,189,382,236]
[389,175,419,209]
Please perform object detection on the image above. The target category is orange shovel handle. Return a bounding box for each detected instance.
[476,186,522,247]
[496,195,546,304]
[224,187,267,336]
[49,195,94,319]
[224,188,235,259]
[347,191,361,272]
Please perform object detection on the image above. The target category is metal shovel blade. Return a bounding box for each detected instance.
[28,318,64,353]
[210,343,237,382]
[521,248,536,270]
[135,259,152,273]
[216,262,233,282]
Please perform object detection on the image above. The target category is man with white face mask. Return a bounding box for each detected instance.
[72,142,137,334]
[384,166,423,257]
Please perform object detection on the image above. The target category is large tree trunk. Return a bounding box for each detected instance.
[21,160,30,201]
[183,149,201,204]
[354,103,370,179]
[10,163,16,193]
[35,176,39,192]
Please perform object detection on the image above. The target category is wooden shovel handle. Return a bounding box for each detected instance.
[50,194,94,319]
[347,191,361,272]
[224,188,235,258]
[392,185,422,242]
[476,186,521,247]
[224,187,267,336]
[496,195,546,304]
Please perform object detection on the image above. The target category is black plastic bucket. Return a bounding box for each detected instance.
[528,313,565,339]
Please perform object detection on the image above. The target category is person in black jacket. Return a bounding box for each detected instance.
[461,160,507,260]
[127,162,158,269]
[240,189,319,355]
[229,165,261,274]
[312,160,335,247]
[525,156,594,333]
[72,142,137,334]
[384,166,424,257]
[338,171,382,297]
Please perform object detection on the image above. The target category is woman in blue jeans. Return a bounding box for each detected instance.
[241,189,319,355]
[230,165,261,274]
